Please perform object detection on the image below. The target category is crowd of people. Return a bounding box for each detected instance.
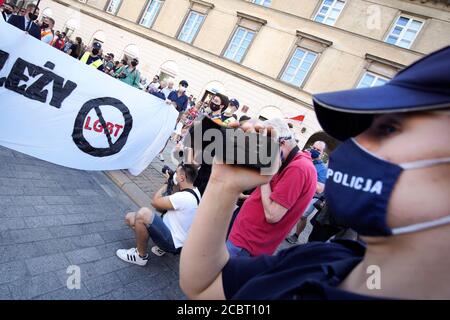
[2,2,449,300]
[1,2,255,151]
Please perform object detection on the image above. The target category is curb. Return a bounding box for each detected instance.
[104,170,151,208]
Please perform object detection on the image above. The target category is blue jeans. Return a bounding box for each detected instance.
[226,240,251,257]
[146,214,180,254]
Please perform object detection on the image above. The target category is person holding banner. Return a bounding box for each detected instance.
[7,3,40,39]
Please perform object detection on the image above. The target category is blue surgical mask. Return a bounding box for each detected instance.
[310,149,321,159]
[325,138,450,237]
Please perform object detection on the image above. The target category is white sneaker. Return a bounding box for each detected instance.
[116,248,148,266]
[158,154,165,162]
[151,246,166,257]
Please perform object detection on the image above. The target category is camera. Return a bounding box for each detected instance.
[162,165,175,197]
[184,116,279,173]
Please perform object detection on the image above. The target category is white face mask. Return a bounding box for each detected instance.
[179,86,187,93]
[173,173,178,186]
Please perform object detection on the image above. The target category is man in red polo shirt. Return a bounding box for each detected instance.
[227,118,317,257]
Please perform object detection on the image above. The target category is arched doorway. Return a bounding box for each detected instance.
[90,30,106,46]
[41,7,53,18]
[123,44,140,62]
[64,18,79,38]
[39,7,53,27]
[201,81,227,103]
[159,60,178,82]
[258,106,284,121]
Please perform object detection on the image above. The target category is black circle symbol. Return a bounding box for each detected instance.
[72,97,133,157]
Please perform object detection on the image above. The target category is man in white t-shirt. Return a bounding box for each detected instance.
[116,164,201,266]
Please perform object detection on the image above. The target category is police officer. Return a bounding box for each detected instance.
[180,46,450,300]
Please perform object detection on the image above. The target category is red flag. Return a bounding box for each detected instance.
[288,115,305,122]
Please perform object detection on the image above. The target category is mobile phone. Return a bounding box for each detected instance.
[184,115,280,173]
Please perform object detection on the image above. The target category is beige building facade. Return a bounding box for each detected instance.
[30,0,450,146]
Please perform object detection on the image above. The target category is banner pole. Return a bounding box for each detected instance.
[27,0,41,32]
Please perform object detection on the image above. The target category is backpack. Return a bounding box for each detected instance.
[160,188,200,218]
[181,188,200,205]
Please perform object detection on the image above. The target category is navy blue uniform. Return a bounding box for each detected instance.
[222,239,376,300]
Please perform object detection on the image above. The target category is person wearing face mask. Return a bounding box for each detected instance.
[116,164,201,266]
[79,42,104,72]
[40,17,55,45]
[208,93,229,125]
[116,58,141,88]
[226,118,317,258]
[7,3,41,39]
[52,31,66,50]
[1,2,14,22]
[286,140,328,244]
[179,46,450,300]
[187,93,230,196]
[167,80,190,121]
[221,98,240,125]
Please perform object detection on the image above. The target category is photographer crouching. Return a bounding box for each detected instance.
[116,163,201,266]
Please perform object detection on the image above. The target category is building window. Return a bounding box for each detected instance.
[224,27,255,63]
[252,0,271,7]
[139,0,164,28]
[281,48,318,87]
[356,54,403,89]
[385,15,423,49]
[105,0,121,15]
[178,11,205,44]
[357,72,389,88]
[314,0,345,26]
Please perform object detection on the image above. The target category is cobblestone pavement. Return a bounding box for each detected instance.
[0,145,185,300]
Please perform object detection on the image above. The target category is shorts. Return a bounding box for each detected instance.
[226,240,251,257]
[146,214,180,254]
[302,198,319,219]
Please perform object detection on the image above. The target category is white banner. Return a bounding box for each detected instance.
[0,18,178,175]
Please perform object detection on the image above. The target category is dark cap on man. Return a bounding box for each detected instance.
[180,80,189,88]
[229,98,240,109]
[92,42,102,50]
